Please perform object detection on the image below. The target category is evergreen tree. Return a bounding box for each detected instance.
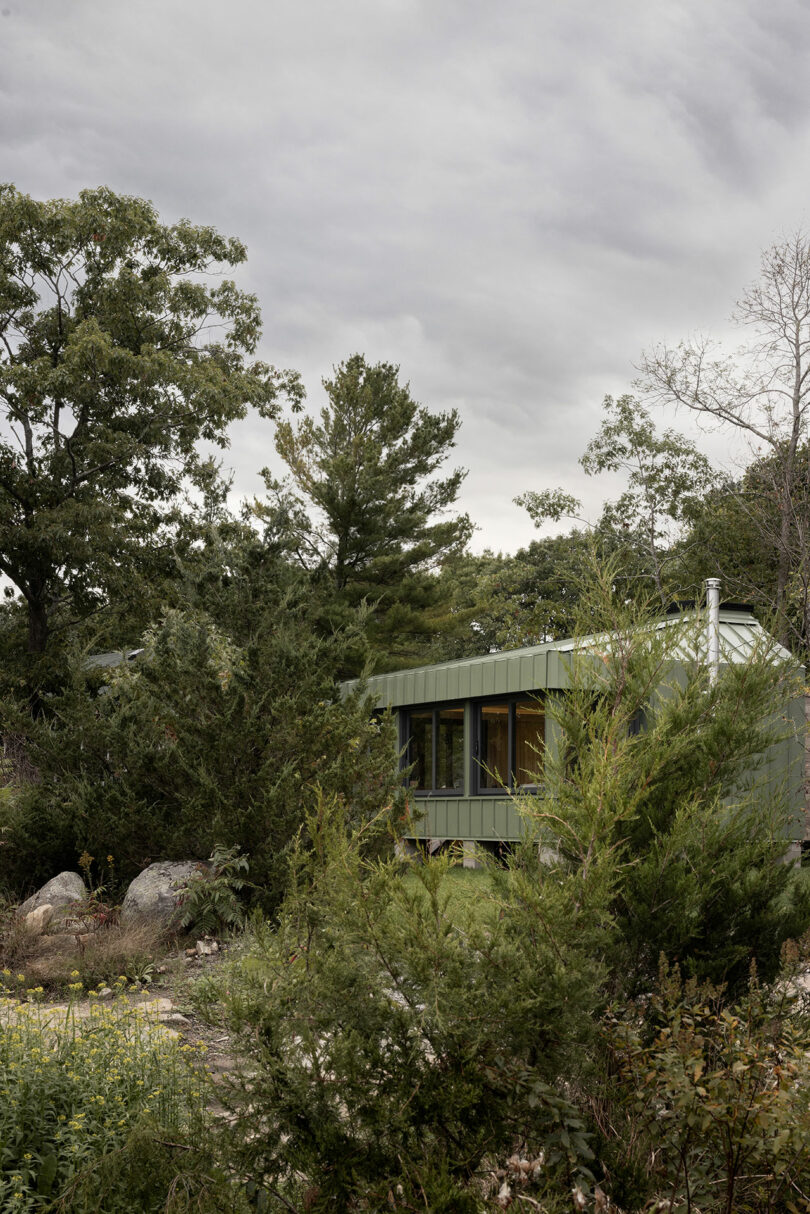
[260,354,471,672]
[518,561,810,996]
[3,581,402,909]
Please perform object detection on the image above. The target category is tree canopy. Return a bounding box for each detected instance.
[0,184,300,690]
[639,231,810,649]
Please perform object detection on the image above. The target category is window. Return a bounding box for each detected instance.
[474,696,544,792]
[404,705,464,795]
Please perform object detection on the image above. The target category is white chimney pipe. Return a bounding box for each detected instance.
[706,578,721,686]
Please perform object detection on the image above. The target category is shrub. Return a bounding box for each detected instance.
[514,563,810,997]
[599,957,810,1212]
[1,608,403,911]
[177,845,250,936]
[222,792,605,1212]
[0,996,235,1212]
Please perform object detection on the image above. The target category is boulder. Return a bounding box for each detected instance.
[120,861,200,928]
[24,904,53,935]
[18,872,86,918]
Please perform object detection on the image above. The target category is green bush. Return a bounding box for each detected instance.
[222,792,605,1212]
[514,564,810,997]
[0,996,237,1212]
[599,957,810,1212]
[177,845,250,936]
[2,608,403,910]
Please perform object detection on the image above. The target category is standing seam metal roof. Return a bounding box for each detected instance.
[344,609,795,710]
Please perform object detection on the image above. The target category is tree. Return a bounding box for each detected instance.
[639,232,810,648]
[3,595,403,909]
[424,531,631,662]
[0,184,300,690]
[517,396,715,608]
[518,561,810,997]
[578,395,715,605]
[260,354,471,671]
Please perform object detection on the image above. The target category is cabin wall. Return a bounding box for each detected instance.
[399,686,807,847]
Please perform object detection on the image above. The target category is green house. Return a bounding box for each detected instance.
[344,604,807,854]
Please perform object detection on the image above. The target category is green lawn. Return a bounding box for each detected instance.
[398,862,500,928]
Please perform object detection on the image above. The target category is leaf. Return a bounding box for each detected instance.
[37,1152,58,1195]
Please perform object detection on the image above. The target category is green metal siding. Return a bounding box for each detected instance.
[343,608,806,844]
[411,796,525,842]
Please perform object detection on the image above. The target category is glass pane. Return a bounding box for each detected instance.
[408,711,433,791]
[436,707,464,791]
[479,703,509,790]
[515,699,544,786]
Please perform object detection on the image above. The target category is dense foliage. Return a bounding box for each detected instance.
[0,997,235,1212]
[262,353,472,673]
[225,796,605,1211]
[0,185,300,703]
[214,576,810,1211]
[1,604,402,908]
[4,190,810,1211]
[515,566,810,995]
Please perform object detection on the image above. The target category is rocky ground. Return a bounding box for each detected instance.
[4,863,249,1083]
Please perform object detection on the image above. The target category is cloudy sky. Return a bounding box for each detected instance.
[2,0,809,552]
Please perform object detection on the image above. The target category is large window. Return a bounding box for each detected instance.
[475,697,544,792]
[405,705,465,795]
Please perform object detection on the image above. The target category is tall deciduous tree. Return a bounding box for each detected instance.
[516,396,713,608]
[261,354,471,671]
[639,232,810,646]
[0,184,299,683]
[578,395,715,605]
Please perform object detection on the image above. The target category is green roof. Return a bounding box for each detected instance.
[344,607,793,709]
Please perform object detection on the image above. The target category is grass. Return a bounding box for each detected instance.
[400,861,497,920]
[0,917,169,996]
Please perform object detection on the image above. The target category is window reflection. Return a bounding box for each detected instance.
[476,696,544,792]
[408,711,433,791]
[437,707,464,790]
[406,706,464,794]
[480,703,509,789]
[514,699,544,787]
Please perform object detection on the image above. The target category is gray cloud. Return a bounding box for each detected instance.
[3,0,810,552]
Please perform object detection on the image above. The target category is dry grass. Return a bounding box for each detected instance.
[0,917,169,992]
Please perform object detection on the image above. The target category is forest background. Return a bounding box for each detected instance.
[1,185,810,900]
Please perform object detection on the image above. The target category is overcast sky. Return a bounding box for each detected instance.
[3,0,810,553]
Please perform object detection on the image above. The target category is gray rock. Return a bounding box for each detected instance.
[18,872,86,918]
[160,1012,191,1026]
[195,938,219,956]
[23,904,53,934]
[120,861,200,928]
[95,987,113,1001]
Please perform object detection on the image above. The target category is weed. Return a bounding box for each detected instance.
[0,992,225,1211]
[0,919,169,995]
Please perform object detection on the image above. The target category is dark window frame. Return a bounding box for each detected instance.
[472,692,545,795]
[400,701,466,798]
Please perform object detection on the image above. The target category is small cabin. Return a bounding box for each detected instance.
[344,604,807,856]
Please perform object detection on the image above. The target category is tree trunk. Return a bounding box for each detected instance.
[27,596,49,656]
